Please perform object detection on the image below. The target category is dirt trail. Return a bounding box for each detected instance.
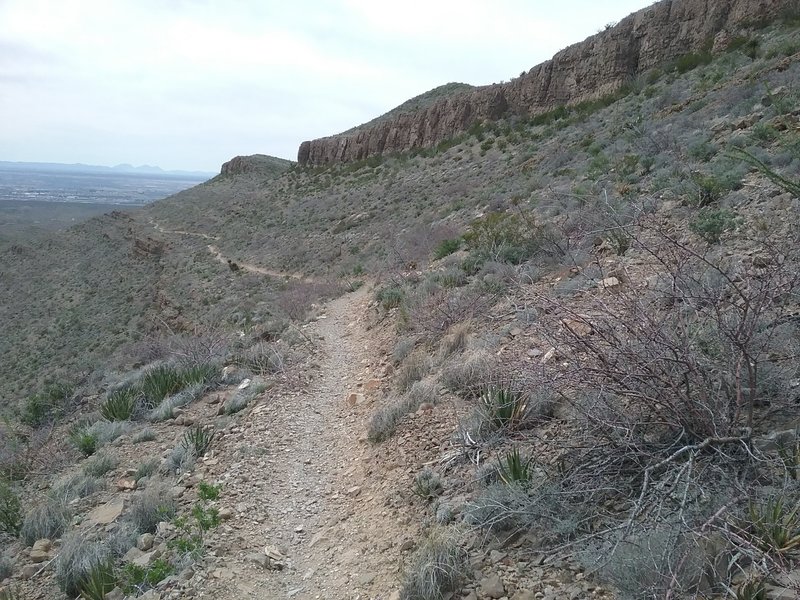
[207,244,313,282]
[197,287,403,600]
[150,219,219,240]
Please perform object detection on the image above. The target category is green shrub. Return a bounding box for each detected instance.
[464,212,557,265]
[132,428,156,444]
[82,453,118,477]
[197,481,221,501]
[118,558,175,594]
[433,238,461,260]
[690,208,738,243]
[20,383,73,428]
[0,480,22,536]
[672,50,712,74]
[99,387,138,421]
[135,459,160,481]
[69,425,98,457]
[21,499,71,545]
[376,285,404,309]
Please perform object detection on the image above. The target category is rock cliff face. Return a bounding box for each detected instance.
[298,0,796,166]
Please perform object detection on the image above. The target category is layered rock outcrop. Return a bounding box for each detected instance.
[298,0,796,166]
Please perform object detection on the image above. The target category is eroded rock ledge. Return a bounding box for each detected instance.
[298,0,794,166]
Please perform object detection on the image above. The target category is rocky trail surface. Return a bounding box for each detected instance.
[193,287,404,600]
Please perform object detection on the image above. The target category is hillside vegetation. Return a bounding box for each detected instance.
[1,12,799,600]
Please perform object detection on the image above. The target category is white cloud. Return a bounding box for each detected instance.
[0,0,655,172]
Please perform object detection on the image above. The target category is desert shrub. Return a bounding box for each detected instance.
[118,558,175,595]
[367,395,417,443]
[400,529,468,600]
[197,481,221,501]
[163,443,193,475]
[435,267,468,288]
[392,337,417,364]
[0,480,21,536]
[139,365,187,406]
[99,387,138,421]
[672,50,713,74]
[20,383,74,428]
[439,321,472,358]
[69,424,98,457]
[690,208,738,243]
[396,352,433,392]
[135,459,160,482]
[56,533,120,598]
[132,428,156,443]
[237,342,289,376]
[21,499,71,545]
[440,352,493,398]
[50,473,104,502]
[464,211,560,265]
[82,453,118,477]
[433,238,461,260]
[0,554,11,579]
[376,285,404,309]
[412,468,444,501]
[148,382,207,421]
[128,483,176,534]
[86,420,133,445]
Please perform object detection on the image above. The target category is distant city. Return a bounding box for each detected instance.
[0,161,214,206]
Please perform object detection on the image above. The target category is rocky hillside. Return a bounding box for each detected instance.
[298,0,797,166]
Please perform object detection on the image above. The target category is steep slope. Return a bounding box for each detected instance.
[298,0,798,165]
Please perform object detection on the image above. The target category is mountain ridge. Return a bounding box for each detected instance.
[298,0,798,166]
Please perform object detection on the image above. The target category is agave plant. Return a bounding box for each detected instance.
[733,578,767,600]
[77,560,116,600]
[479,384,529,430]
[746,495,800,556]
[100,387,139,421]
[181,426,214,457]
[496,447,533,485]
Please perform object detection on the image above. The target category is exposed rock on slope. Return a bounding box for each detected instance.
[219,154,293,177]
[298,0,796,166]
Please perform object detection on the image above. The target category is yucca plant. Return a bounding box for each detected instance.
[746,496,800,556]
[139,365,185,406]
[182,426,214,457]
[77,560,116,600]
[734,578,767,600]
[100,387,139,421]
[496,447,533,485]
[181,364,218,387]
[479,384,529,430]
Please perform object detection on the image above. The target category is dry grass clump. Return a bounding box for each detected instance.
[440,351,493,398]
[21,498,71,545]
[50,473,105,502]
[367,380,440,443]
[400,528,468,600]
[82,452,118,477]
[438,321,472,358]
[396,351,433,392]
[127,482,177,534]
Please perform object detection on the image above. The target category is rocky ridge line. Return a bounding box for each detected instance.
[298,0,795,166]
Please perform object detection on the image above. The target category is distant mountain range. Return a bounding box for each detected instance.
[0,160,215,179]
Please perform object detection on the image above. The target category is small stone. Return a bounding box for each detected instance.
[509,327,522,337]
[29,550,49,563]
[347,393,366,406]
[219,508,234,521]
[137,533,155,551]
[346,486,361,497]
[32,539,52,552]
[598,276,620,288]
[21,564,39,579]
[105,588,124,600]
[399,539,415,552]
[117,478,137,491]
[561,319,592,336]
[88,497,125,525]
[364,379,382,393]
[481,574,506,599]
[245,552,269,569]
[237,379,251,390]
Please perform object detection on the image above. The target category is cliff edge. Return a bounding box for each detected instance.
[298,0,796,166]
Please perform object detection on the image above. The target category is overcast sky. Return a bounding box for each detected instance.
[0,0,654,173]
